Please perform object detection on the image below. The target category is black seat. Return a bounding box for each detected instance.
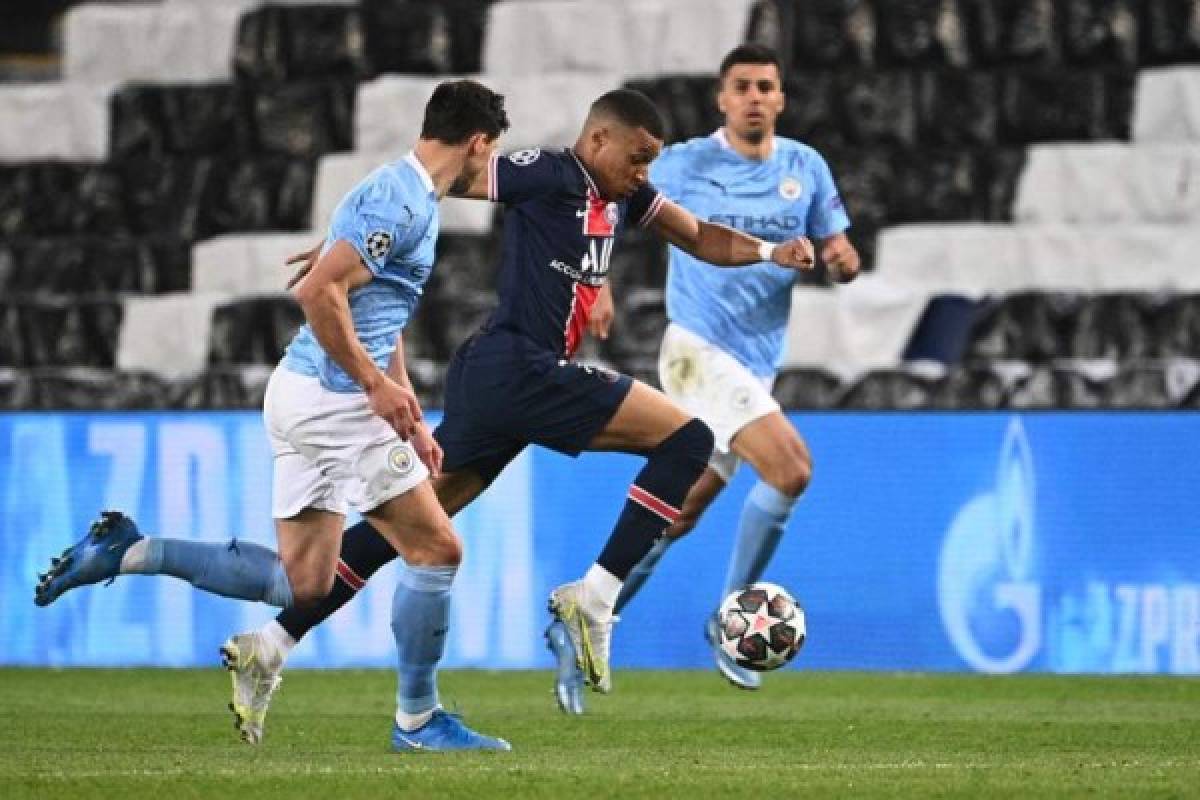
[875,0,973,67]
[966,292,1082,362]
[30,367,168,410]
[169,366,273,410]
[235,5,367,83]
[773,367,844,409]
[840,367,940,409]
[362,0,493,75]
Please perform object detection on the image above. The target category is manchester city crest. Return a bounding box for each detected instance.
[388,446,415,476]
[779,176,803,200]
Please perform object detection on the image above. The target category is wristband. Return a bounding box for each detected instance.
[757,240,775,262]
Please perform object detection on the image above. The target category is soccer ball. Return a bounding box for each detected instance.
[715,582,806,671]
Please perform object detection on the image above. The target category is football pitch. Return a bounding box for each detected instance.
[2,669,1197,798]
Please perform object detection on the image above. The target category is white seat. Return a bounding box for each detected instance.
[780,277,931,374]
[1133,67,1200,143]
[191,232,318,295]
[117,292,230,377]
[0,83,112,162]
[483,0,755,77]
[63,3,247,84]
[875,223,1200,293]
[1015,143,1200,224]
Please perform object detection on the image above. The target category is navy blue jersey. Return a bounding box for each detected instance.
[483,148,665,357]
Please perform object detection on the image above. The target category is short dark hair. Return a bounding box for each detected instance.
[420,79,509,144]
[588,89,666,140]
[719,43,783,79]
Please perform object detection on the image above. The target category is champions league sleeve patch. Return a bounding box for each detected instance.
[508,148,541,166]
[366,230,393,261]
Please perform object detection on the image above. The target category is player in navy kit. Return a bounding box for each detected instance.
[224,89,817,727]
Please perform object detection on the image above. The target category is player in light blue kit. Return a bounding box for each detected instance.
[35,80,515,751]
[547,45,861,711]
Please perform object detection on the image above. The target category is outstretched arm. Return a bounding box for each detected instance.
[648,198,815,270]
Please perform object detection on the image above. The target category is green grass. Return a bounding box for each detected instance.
[2,669,1198,798]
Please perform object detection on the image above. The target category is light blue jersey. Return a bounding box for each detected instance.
[651,130,850,377]
[283,152,439,393]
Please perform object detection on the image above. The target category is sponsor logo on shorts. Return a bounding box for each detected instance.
[731,386,753,410]
[388,446,415,476]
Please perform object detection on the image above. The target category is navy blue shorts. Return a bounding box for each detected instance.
[434,330,633,484]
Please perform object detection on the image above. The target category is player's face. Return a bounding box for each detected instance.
[451,132,498,195]
[591,124,662,201]
[717,63,785,143]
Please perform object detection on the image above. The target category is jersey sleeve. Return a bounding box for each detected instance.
[806,154,851,240]
[328,177,420,277]
[627,182,667,228]
[488,148,568,204]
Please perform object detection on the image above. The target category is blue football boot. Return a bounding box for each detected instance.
[544,619,586,715]
[390,709,511,752]
[705,613,762,690]
[34,511,143,607]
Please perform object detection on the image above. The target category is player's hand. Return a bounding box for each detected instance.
[771,237,816,271]
[411,421,443,479]
[285,242,322,289]
[820,236,861,283]
[366,375,423,440]
[588,284,615,340]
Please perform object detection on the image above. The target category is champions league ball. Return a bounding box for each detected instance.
[716,582,806,671]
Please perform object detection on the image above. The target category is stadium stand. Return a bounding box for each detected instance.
[0,0,1198,409]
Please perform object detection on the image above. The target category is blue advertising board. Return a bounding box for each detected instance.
[2,412,1197,674]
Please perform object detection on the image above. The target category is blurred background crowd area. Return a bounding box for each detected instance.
[1,0,1199,411]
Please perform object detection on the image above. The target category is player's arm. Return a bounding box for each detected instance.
[818,232,861,284]
[291,239,422,437]
[385,331,442,476]
[589,282,615,340]
[648,198,815,270]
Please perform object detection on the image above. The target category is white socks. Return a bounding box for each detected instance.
[257,619,296,669]
[395,707,435,732]
[582,563,622,615]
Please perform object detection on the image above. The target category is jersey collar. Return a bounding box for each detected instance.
[713,127,775,160]
[567,149,602,197]
[404,151,436,195]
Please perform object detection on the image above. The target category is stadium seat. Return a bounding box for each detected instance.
[772,367,845,409]
[208,296,304,366]
[3,296,124,368]
[168,365,274,410]
[29,366,169,410]
[915,70,999,147]
[966,291,1082,362]
[1133,66,1200,141]
[1000,69,1133,144]
[887,148,983,223]
[1151,293,1200,357]
[110,85,253,159]
[874,0,972,67]
[235,4,367,83]
[931,362,1013,409]
[838,71,919,147]
[1106,358,1200,408]
[839,366,942,409]
[0,163,125,237]
[0,83,111,162]
[416,287,495,362]
[790,0,876,69]
[1060,0,1140,67]
[362,0,492,76]
[2,236,190,295]
[605,288,667,364]
[251,80,354,159]
[1015,143,1200,224]
[967,0,1062,66]
[117,292,227,377]
[1141,0,1200,66]
[483,0,756,77]
[1068,293,1158,359]
[0,368,34,410]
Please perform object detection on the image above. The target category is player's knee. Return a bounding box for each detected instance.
[407,520,463,568]
[770,448,812,498]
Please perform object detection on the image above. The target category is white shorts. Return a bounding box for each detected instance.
[657,323,779,482]
[263,366,429,519]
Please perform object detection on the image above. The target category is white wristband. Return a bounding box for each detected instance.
[756,240,775,262]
